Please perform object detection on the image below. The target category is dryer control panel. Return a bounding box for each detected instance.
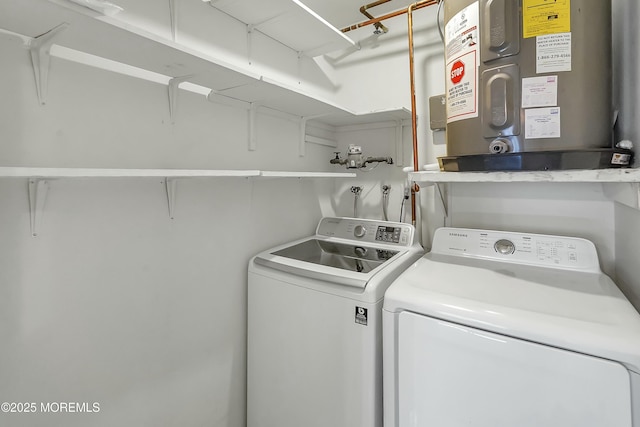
[316,217,417,247]
[431,228,600,272]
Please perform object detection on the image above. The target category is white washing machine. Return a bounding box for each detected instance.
[248,217,424,427]
[383,227,640,427]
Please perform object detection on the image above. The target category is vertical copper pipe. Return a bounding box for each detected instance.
[407,2,420,226]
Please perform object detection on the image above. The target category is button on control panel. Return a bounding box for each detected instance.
[354,225,367,238]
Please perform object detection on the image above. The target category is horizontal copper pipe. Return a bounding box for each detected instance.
[342,0,438,33]
[360,0,391,32]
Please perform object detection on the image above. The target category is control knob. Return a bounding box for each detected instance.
[354,225,367,238]
[494,239,515,255]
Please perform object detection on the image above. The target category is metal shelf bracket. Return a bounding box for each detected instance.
[169,0,178,41]
[248,102,260,151]
[29,23,69,105]
[165,178,177,219]
[603,182,640,211]
[395,119,404,167]
[28,179,49,237]
[168,75,194,123]
[435,182,448,218]
[299,116,309,157]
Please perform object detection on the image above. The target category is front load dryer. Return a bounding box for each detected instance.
[383,227,640,427]
[248,217,423,427]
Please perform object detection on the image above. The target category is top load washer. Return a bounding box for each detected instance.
[383,227,640,427]
[248,217,423,427]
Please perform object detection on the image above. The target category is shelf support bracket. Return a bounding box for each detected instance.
[299,114,331,157]
[165,178,177,219]
[247,24,254,65]
[395,120,404,167]
[299,117,308,157]
[169,0,178,42]
[28,179,49,237]
[435,183,448,218]
[168,75,194,123]
[29,23,69,105]
[248,102,259,151]
[169,0,178,41]
[603,182,640,211]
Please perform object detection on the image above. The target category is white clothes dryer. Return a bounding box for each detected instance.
[248,217,423,427]
[383,227,640,427]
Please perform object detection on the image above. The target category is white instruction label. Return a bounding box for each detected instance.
[522,76,558,108]
[612,153,631,165]
[536,33,572,73]
[525,107,561,139]
[445,1,479,123]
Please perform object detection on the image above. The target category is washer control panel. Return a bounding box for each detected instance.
[316,217,416,247]
[431,227,600,271]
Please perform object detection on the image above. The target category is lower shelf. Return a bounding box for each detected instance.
[0,167,356,179]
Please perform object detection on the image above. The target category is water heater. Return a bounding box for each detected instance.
[439,0,632,171]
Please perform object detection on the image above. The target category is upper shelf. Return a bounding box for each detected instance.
[206,0,356,57]
[0,0,404,125]
[315,108,412,127]
[410,169,640,183]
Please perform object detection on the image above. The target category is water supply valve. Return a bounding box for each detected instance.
[330,144,393,169]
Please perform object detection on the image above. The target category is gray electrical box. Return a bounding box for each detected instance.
[429,94,446,131]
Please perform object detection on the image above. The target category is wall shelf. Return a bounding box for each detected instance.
[1,167,356,236]
[0,167,359,179]
[0,0,360,119]
[1,0,413,143]
[410,168,640,184]
[315,108,412,128]
[205,0,356,57]
[409,168,640,217]
[0,167,262,178]
[260,171,356,178]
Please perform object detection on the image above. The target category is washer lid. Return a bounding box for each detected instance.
[384,228,640,373]
[255,237,403,288]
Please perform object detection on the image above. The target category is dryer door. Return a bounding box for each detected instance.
[397,312,632,427]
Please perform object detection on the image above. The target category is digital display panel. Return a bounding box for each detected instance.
[375,226,401,243]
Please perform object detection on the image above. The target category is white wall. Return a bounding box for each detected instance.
[612,0,640,309]
[0,30,339,426]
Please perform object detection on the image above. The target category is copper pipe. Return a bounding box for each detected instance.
[408,2,422,225]
[342,0,437,33]
[359,0,391,33]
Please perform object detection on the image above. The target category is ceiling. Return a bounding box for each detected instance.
[300,0,420,31]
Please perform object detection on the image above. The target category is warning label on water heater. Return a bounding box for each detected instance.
[523,0,571,39]
[445,1,479,123]
[536,33,572,73]
[447,52,478,123]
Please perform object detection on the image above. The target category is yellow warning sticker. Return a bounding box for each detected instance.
[523,0,571,38]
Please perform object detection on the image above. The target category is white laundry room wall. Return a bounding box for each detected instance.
[612,0,640,309]
[0,14,342,427]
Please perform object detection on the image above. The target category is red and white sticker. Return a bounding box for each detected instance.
[445,1,479,123]
[446,51,478,123]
